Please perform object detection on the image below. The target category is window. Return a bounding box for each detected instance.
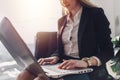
[0,0,62,44]
[0,0,62,80]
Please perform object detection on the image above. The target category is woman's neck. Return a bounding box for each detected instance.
[69,5,82,20]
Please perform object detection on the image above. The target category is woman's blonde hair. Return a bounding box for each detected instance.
[63,0,97,15]
[79,0,97,8]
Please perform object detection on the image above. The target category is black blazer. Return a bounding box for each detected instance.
[52,6,114,64]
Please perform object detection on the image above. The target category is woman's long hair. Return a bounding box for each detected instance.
[79,0,97,8]
[63,0,97,15]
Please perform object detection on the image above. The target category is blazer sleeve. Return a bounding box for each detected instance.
[50,19,61,57]
[51,16,66,58]
[93,8,114,64]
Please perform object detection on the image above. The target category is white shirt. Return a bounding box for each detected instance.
[62,8,82,58]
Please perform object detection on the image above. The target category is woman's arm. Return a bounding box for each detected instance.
[94,8,114,64]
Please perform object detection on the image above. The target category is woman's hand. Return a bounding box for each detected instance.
[58,59,88,70]
[38,56,59,65]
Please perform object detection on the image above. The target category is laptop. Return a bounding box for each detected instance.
[0,17,93,79]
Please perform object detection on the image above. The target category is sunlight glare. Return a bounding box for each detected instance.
[0,0,62,43]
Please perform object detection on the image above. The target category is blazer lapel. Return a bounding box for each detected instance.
[59,16,67,35]
[78,7,88,54]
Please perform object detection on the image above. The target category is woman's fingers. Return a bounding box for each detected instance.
[62,62,74,69]
[58,60,84,70]
[49,59,57,64]
[58,60,70,69]
[49,56,59,64]
[37,56,59,65]
[38,58,51,65]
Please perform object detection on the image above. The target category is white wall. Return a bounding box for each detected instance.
[91,0,120,37]
[1,0,120,43]
[0,0,62,44]
[114,0,120,36]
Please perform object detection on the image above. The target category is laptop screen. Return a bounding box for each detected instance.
[0,17,46,76]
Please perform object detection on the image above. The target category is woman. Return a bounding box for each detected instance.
[17,0,114,80]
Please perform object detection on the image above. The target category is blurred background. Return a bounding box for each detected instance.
[0,0,120,80]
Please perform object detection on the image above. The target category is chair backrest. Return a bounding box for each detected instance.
[35,32,57,60]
